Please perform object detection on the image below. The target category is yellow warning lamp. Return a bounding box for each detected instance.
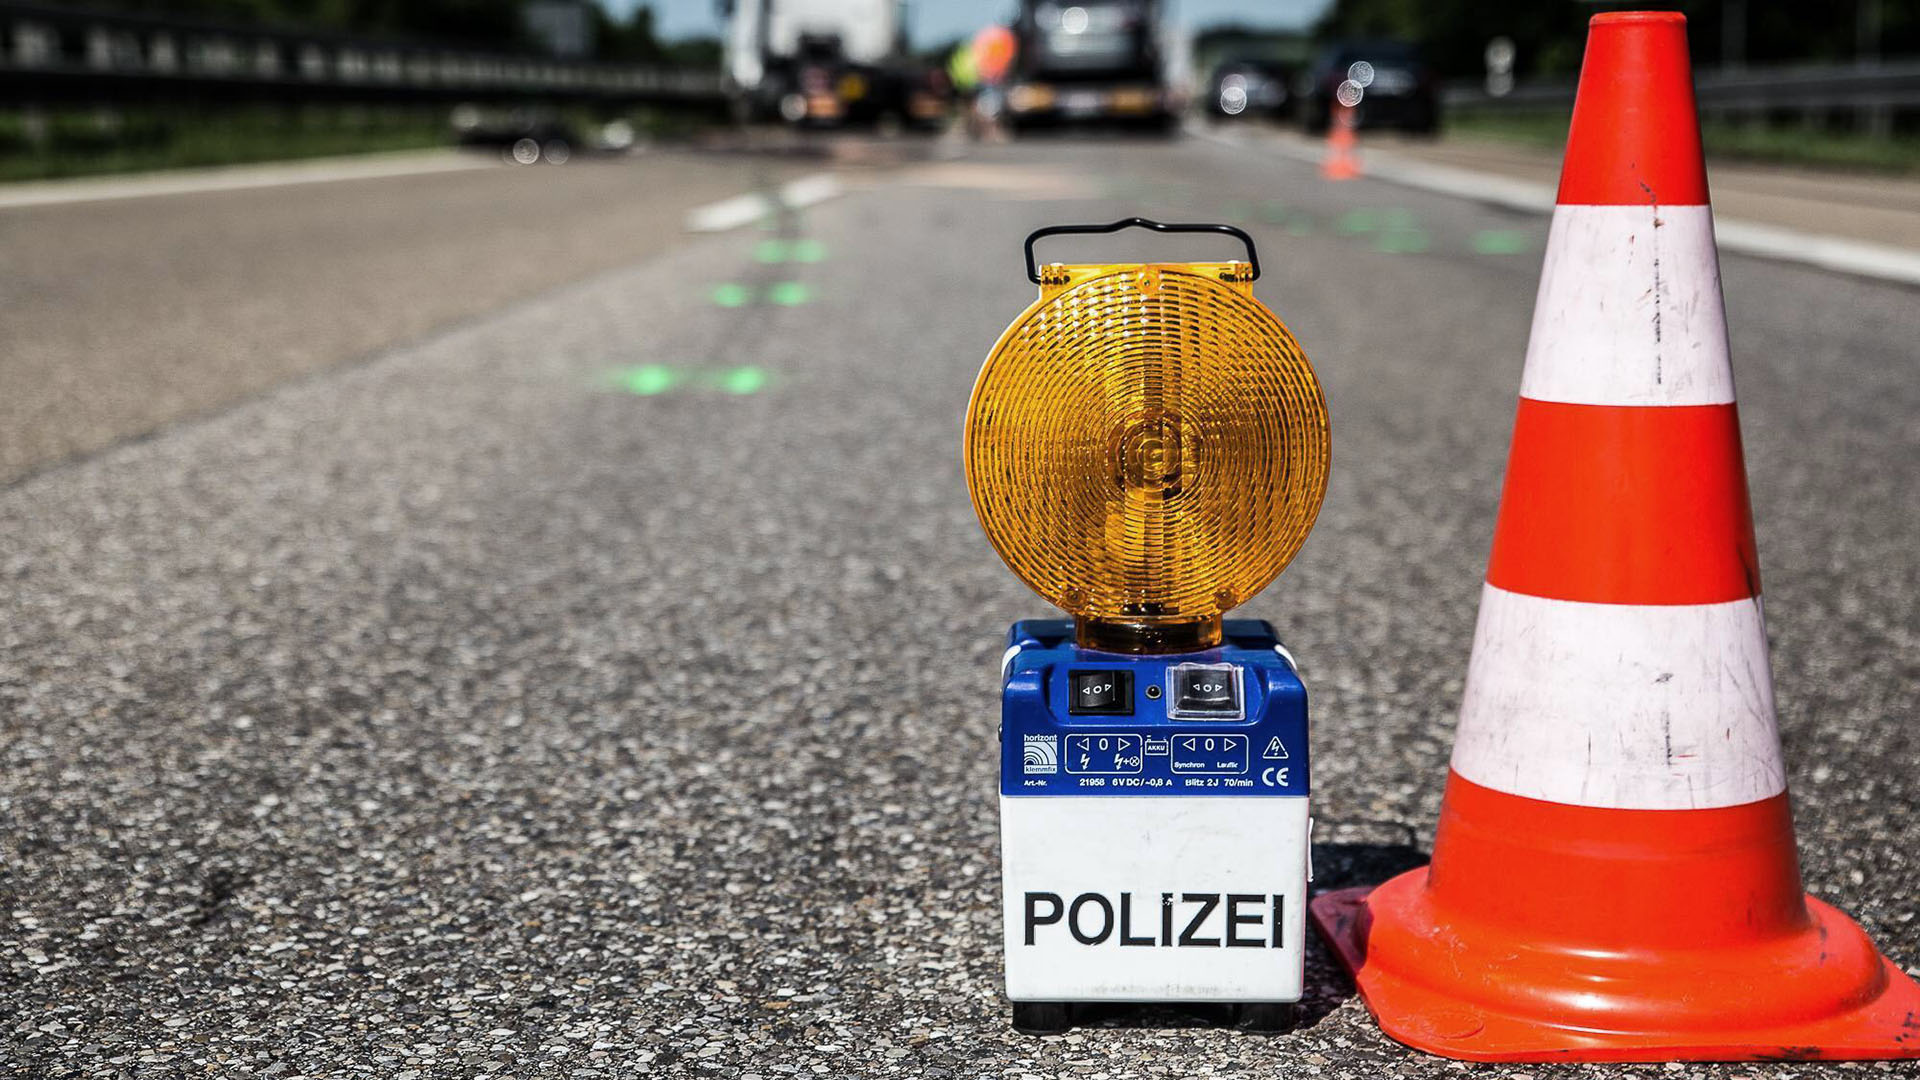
[966,219,1330,653]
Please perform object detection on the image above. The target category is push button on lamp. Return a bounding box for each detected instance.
[1170,663,1243,719]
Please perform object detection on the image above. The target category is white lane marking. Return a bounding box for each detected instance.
[1192,126,1555,215]
[684,172,844,232]
[1712,216,1920,288]
[685,192,771,232]
[1523,205,1734,407]
[1451,583,1785,811]
[0,150,495,211]
[1342,150,1557,214]
[779,172,843,210]
[1198,127,1920,288]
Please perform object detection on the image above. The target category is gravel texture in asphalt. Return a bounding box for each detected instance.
[3,136,1917,1078]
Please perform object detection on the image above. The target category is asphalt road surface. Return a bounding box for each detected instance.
[4,130,1917,1079]
[0,148,809,484]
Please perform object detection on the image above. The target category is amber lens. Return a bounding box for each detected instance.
[965,264,1329,645]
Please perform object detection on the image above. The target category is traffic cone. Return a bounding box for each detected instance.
[1309,11,1920,1063]
[1322,102,1360,181]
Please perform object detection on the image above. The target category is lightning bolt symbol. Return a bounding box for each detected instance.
[1079,752,1090,768]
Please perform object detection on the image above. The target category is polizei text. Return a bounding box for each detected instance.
[1022,891,1286,948]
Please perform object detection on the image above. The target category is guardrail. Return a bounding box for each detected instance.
[1447,60,1920,117]
[0,1,726,106]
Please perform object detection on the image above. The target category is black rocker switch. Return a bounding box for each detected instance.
[1069,670,1132,715]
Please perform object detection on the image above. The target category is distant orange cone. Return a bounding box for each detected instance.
[1309,11,1920,1063]
[1321,102,1360,180]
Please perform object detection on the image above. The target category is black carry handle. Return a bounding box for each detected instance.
[1024,217,1261,283]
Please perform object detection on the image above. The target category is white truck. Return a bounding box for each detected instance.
[719,0,946,128]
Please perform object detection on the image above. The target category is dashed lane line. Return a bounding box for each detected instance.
[685,173,844,232]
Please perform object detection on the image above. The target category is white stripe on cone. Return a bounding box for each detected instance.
[1521,205,1734,408]
[1451,583,1785,810]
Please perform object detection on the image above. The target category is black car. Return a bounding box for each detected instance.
[453,109,584,164]
[1299,40,1438,135]
[1004,0,1174,133]
[1206,58,1292,120]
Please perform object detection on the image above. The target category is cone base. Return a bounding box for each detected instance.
[1311,879,1920,1062]
[1320,159,1360,181]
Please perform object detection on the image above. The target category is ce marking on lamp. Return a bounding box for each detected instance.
[969,218,1329,1035]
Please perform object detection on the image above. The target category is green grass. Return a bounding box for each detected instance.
[0,108,452,183]
[1449,109,1920,175]
[1443,110,1574,151]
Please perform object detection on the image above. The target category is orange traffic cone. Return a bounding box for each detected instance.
[1321,102,1361,181]
[1310,11,1920,1063]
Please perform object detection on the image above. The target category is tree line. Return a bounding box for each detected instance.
[1314,0,1918,79]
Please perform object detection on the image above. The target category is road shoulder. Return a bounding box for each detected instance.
[1204,125,1920,287]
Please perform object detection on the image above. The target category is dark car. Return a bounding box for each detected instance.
[1207,58,1292,119]
[1299,40,1438,135]
[1004,0,1174,133]
[453,109,585,164]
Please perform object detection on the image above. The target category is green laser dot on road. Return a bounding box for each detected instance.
[1376,228,1432,254]
[1259,202,1291,224]
[604,365,771,396]
[711,283,751,308]
[1471,229,1532,255]
[768,281,812,306]
[753,239,827,264]
[718,366,770,395]
[613,365,677,396]
[1335,209,1379,235]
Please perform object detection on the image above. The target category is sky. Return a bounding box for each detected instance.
[607,0,1334,44]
